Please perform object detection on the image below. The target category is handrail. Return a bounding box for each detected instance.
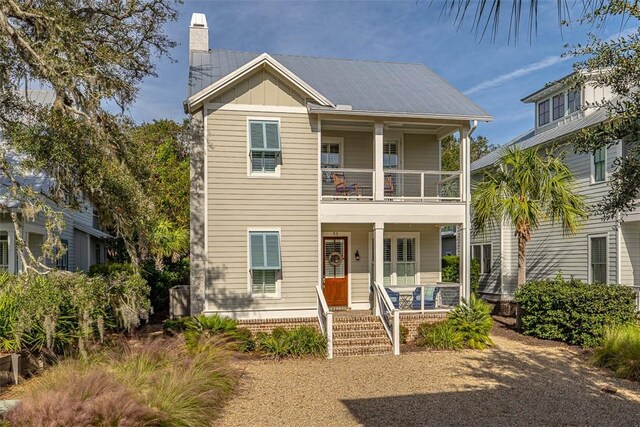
[316,284,333,359]
[372,280,400,355]
[385,169,462,176]
[321,167,376,173]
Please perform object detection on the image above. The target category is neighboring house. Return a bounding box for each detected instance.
[470,72,636,310]
[0,90,110,274]
[186,13,491,356]
[441,225,458,256]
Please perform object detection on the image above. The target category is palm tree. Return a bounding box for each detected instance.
[472,146,588,288]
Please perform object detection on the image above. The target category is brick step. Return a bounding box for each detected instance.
[332,316,380,324]
[334,337,391,347]
[333,345,393,357]
[332,322,386,332]
[333,330,389,340]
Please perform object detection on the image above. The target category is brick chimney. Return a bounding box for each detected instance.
[189,13,209,52]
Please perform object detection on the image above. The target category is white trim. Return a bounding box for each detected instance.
[247,227,283,299]
[590,146,608,185]
[186,53,334,113]
[319,202,466,224]
[588,233,609,284]
[320,136,344,168]
[246,117,282,178]
[321,231,352,307]
[206,103,308,114]
[471,242,492,275]
[311,107,492,122]
[204,308,317,320]
[204,111,209,312]
[317,118,323,309]
[350,302,371,310]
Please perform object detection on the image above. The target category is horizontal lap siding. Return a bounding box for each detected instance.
[385,224,441,283]
[620,222,640,286]
[324,130,373,169]
[207,109,318,312]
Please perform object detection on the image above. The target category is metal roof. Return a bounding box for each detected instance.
[188,49,491,120]
[470,107,609,172]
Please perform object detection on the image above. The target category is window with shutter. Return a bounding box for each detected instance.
[56,239,69,271]
[590,236,607,283]
[249,231,281,295]
[396,238,416,286]
[593,147,606,183]
[0,234,8,272]
[249,120,281,174]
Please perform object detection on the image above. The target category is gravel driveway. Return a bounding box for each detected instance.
[217,322,640,426]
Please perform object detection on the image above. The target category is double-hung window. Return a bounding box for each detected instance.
[593,147,606,183]
[590,236,607,283]
[56,239,69,271]
[371,237,392,286]
[538,99,550,126]
[472,243,491,275]
[321,142,341,169]
[552,94,565,120]
[249,120,281,174]
[0,234,9,272]
[568,90,581,113]
[249,231,281,296]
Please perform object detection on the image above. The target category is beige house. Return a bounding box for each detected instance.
[186,13,492,356]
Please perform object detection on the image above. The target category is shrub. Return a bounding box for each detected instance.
[448,294,494,349]
[416,321,464,350]
[441,256,480,296]
[255,326,326,359]
[230,327,255,352]
[141,258,189,314]
[183,314,238,351]
[163,317,189,335]
[592,324,640,381]
[399,325,409,344]
[515,277,636,347]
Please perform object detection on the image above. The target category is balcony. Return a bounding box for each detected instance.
[320,168,461,202]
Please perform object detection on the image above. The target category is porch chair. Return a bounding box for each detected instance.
[332,173,360,196]
[384,174,396,197]
[411,286,440,310]
[385,287,400,309]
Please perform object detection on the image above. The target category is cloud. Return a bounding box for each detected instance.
[464,55,570,95]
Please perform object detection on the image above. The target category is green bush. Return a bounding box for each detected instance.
[230,327,255,353]
[515,277,637,347]
[163,317,189,335]
[441,256,480,296]
[142,258,189,314]
[448,294,494,349]
[399,325,409,344]
[592,324,640,381]
[416,321,464,350]
[183,314,238,351]
[255,326,326,359]
[88,262,134,278]
[0,270,151,356]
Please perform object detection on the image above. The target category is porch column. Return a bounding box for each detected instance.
[460,125,471,301]
[374,221,384,315]
[374,122,384,201]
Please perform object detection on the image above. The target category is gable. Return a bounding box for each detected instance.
[211,69,306,108]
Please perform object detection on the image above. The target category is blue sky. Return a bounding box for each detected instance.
[130,1,636,146]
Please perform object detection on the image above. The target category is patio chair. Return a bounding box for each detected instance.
[384,174,396,197]
[385,287,400,309]
[332,173,360,196]
[411,286,439,310]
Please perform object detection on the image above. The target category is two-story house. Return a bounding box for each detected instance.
[470,72,638,313]
[0,90,109,274]
[186,13,492,356]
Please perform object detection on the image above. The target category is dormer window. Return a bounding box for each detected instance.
[568,90,581,113]
[552,94,565,120]
[538,99,550,126]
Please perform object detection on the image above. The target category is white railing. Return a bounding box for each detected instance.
[383,170,461,201]
[321,168,375,200]
[386,283,462,313]
[316,284,333,359]
[372,280,400,355]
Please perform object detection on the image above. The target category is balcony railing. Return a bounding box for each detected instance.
[320,168,462,202]
[384,170,461,201]
[321,168,374,200]
[384,283,461,313]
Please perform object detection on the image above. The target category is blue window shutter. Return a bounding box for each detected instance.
[250,233,266,268]
[265,232,281,269]
[250,122,265,149]
[250,231,281,270]
[264,122,280,149]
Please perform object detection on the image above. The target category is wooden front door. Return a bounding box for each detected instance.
[323,237,348,307]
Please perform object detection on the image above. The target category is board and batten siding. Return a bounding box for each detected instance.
[211,69,306,108]
[205,107,319,313]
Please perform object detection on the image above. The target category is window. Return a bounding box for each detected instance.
[249,231,281,295]
[538,99,550,126]
[249,120,281,174]
[56,239,69,271]
[396,238,416,286]
[590,236,607,283]
[568,90,581,113]
[321,142,341,169]
[552,94,565,120]
[95,243,102,264]
[593,147,606,183]
[472,243,491,275]
[0,234,8,272]
[383,142,399,169]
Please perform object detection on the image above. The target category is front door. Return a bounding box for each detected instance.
[323,236,348,306]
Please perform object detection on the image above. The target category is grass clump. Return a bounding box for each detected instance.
[416,295,493,350]
[4,336,237,427]
[592,324,640,381]
[256,326,326,359]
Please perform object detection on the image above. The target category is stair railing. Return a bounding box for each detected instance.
[316,284,333,359]
[372,280,400,355]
